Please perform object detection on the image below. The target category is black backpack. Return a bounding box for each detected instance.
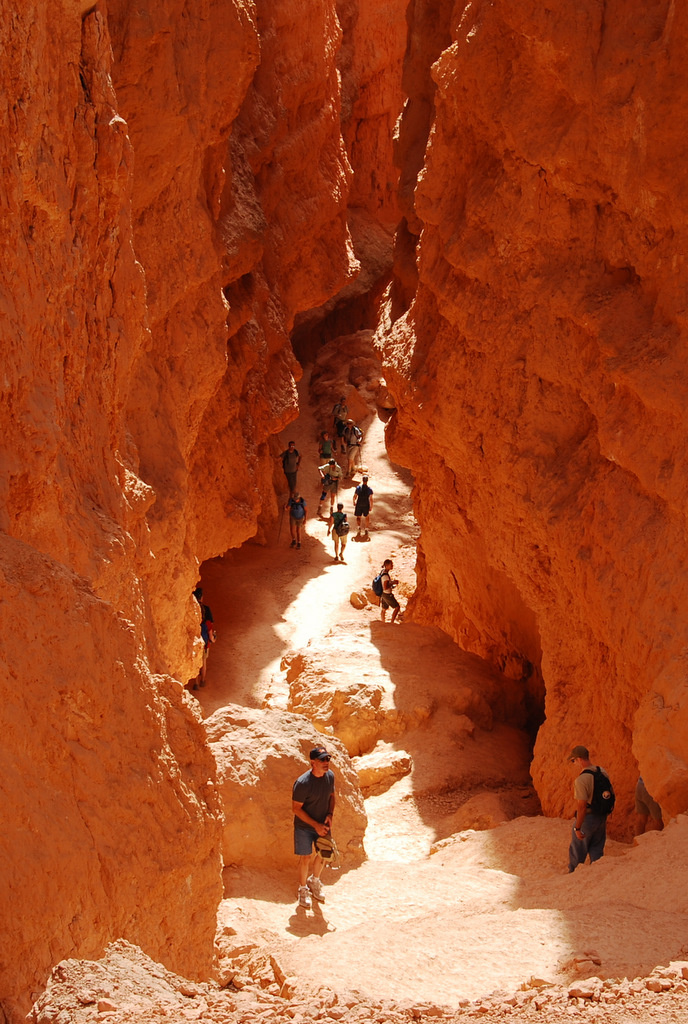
[582,767,615,816]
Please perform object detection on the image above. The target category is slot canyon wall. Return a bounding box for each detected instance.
[1,0,375,1016]
[4,0,688,1016]
[378,0,688,824]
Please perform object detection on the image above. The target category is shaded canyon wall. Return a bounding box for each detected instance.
[378,0,688,824]
[1,0,361,1016]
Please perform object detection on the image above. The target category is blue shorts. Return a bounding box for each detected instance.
[294,824,319,856]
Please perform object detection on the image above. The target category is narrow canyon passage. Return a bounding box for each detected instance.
[187,369,687,1008]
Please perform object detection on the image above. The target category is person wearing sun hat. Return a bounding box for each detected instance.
[292,746,336,908]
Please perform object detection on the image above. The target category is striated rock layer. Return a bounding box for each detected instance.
[378,0,688,827]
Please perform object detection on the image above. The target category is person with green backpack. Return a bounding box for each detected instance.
[327,502,350,562]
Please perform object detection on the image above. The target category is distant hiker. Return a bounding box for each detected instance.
[318,458,343,515]
[318,430,334,461]
[379,558,401,623]
[332,397,348,453]
[292,745,336,909]
[568,745,615,873]
[280,440,301,495]
[343,419,363,476]
[192,586,216,689]
[285,492,307,549]
[635,776,664,834]
[353,475,373,535]
[327,502,350,562]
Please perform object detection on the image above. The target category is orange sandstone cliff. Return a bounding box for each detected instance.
[378,0,688,825]
[1,0,356,1016]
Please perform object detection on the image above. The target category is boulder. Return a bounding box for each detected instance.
[205,705,367,870]
[352,743,413,791]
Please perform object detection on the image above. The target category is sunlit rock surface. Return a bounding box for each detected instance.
[378,0,688,825]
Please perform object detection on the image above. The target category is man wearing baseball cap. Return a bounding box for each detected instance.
[568,745,612,872]
[292,746,336,908]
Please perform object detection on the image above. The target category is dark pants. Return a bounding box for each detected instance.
[568,813,607,872]
[284,471,297,493]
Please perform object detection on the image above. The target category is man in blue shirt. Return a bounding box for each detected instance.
[292,746,336,908]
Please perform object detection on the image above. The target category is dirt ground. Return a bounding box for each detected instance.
[191,373,688,1018]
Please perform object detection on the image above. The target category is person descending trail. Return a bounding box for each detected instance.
[318,457,343,516]
[285,492,307,549]
[280,440,301,496]
[292,745,335,909]
[343,419,363,477]
[332,396,348,454]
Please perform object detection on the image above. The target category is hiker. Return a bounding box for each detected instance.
[292,745,336,909]
[353,475,374,535]
[379,558,401,623]
[327,502,350,562]
[332,396,348,453]
[318,457,343,515]
[192,587,216,689]
[568,745,615,873]
[318,430,334,461]
[343,419,363,477]
[279,440,301,495]
[285,491,307,548]
[635,776,664,834]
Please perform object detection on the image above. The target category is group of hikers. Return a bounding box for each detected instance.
[278,397,372,557]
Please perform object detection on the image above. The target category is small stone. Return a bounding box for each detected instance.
[179,982,201,997]
[76,991,97,1006]
[97,999,118,1014]
[233,975,251,990]
[646,978,673,992]
[567,979,601,1000]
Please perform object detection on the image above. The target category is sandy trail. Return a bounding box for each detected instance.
[195,373,688,1009]
[199,371,417,716]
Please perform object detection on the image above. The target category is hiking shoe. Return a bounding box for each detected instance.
[298,885,312,909]
[290,540,296,548]
[307,876,325,903]
[296,542,301,549]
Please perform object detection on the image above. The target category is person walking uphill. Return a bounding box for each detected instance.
[379,558,401,623]
[279,440,301,496]
[353,475,373,536]
[285,492,307,549]
[327,502,350,562]
[568,745,615,873]
[292,746,336,909]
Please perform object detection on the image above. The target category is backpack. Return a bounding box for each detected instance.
[289,498,306,520]
[582,767,615,817]
[315,833,340,868]
[200,606,216,645]
[335,518,350,536]
[372,573,384,597]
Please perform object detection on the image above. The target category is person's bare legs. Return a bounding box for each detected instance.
[298,851,323,887]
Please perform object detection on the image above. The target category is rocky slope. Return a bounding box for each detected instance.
[377,0,688,827]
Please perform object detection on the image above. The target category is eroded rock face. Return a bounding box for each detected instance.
[379,0,688,824]
[0,537,223,1021]
[2,0,358,1017]
[205,705,367,869]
